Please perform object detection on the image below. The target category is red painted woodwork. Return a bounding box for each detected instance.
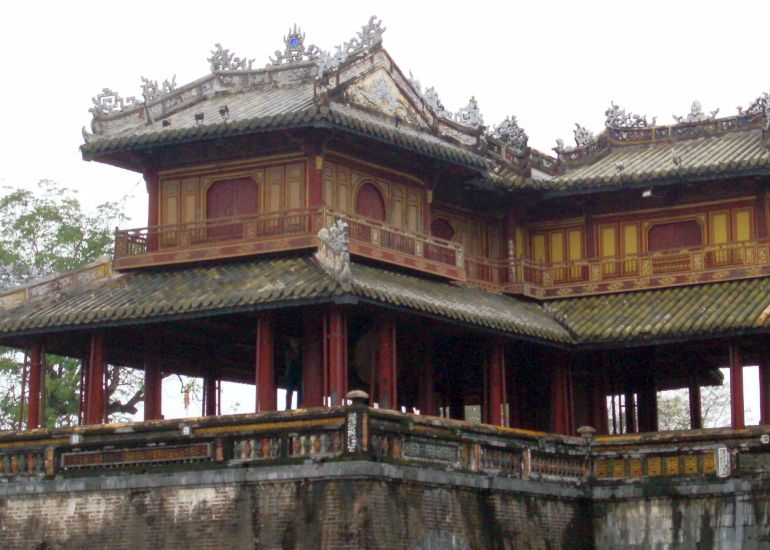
[206,177,259,239]
[430,218,455,241]
[376,318,397,410]
[26,344,43,430]
[636,378,658,433]
[324,306,348,406]
[647,220,702,252]
[689,379,703,430]
[85,332,106,425]
[760,359,770,426]
[354,182,386,222]
[143,331,163,421]
[308,156,324,207]
[204,371,217,416]
[729,344,745,429]
[417,337,436,416]
[146,173,159,251]
[756,190,768,240]
[485,342,506,426]
[255,315,276,412]
[588,363,608,435]
[551,358,574,435]
[302,311,325,407]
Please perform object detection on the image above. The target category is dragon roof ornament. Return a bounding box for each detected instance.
[208,43,254,72]
[554,124,595,154]
[140,75,177,102]
[269,24,320,66]
[316,16,385,77]
[738,90,770,130]
[455,97,483,128]
[90,88,141,115]
[605,101,656,128]
[490,116,528,155]
[673,100,719,124]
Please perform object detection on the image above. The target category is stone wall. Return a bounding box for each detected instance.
[0,462,592,550]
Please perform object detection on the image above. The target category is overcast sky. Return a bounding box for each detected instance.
[1,0,766,423]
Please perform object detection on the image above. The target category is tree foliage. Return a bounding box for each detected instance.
[0,180,140,429]
[657,382,732,431]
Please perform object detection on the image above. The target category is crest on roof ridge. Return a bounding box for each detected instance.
[315,16,386,77]
[673,100,719,124]
[90,88,140,115]
[455,97,483,128]
[208,43,255,72]
[738,90,770,130]
[269,24,320,66]
[605,101,656,128]
[491,116,528,155]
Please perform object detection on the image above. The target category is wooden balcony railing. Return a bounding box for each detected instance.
[113,211,770,298]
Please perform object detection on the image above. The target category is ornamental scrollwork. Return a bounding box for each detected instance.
[605,101,656,128]
[90,88,140,115]
[673,100,719,124]
[455,96,483,128]
[737,90,770,130]
[573,123,594,147]
[269,24,320,66]
[208,43,254,72]
[315,16,386,77]
[141,75,177,101]
[490,116,528,154]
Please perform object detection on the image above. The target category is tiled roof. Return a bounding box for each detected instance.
[0,257,570,343]
[545,129,770,193]
[546,277,770,344]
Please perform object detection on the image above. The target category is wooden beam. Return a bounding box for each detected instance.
[143,330,163,421]
[255,315,275,412]
[26,343,43,430]
[730,343,745,429]
[689,378,703,430]
[325,306,348,407]
[376,318,397,410]
[85,332,106,425]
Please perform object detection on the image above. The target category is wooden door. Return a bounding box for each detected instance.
[355,183,386,222]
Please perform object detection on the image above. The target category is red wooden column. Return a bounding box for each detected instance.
[204,370,218,417]
[302,311,325,408]
[324,306,348,406]
[624,389,637,434]
[417,336,436,416]
[689,378,703,430]
[85,332,106,425]
[376,318,397,410]
[255,314,276,412]
[26,343,44,430]
[308,154,324,208]
[760,358,770,426]
[636,378,658,433]
[551,355,574,435]
[589,361,608,435]
[145,172,159,251]
[143,330,163,421]
[484,341,507,426]
[729,343,745,429]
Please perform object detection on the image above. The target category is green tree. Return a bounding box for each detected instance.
[0,180,143,429]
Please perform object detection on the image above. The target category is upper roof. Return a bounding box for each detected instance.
[80,17,770,192]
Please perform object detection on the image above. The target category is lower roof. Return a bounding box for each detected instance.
[0,256,570,344]
[3,255,770,348]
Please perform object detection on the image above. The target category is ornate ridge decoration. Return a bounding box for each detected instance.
[605,101,656,128]
[423,87,449,117]
[316,16,386,76]
[208,43,254,72]
[737,90,770,130]
[141,75,177,102]
[269,24,320,66]
[90,88,141,115]
[315,219,351,284]
[490,116,528,155]
[455,97,483,128]
[554,124,595,154]
[673,100,719,124]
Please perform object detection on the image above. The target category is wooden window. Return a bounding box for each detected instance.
[647,220,702,252]
[532,234,546,263]
[734,210,751,242]
[711,212,729,245]
[430,218,455,241]
[206,178,259,219]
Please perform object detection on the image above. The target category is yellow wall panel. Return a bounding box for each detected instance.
[734,210,751,242]
[711,212,728,245]
[551,232,565,263]
[623,224,638,255]
[600,226,617,257]
[515,228,524,259]
[568,230,583,260]
[532,234,546,263]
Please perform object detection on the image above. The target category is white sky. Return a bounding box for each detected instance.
[1,0,768,423]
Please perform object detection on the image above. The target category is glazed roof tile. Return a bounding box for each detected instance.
[546,277,770,344]
[0,257,569,343]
